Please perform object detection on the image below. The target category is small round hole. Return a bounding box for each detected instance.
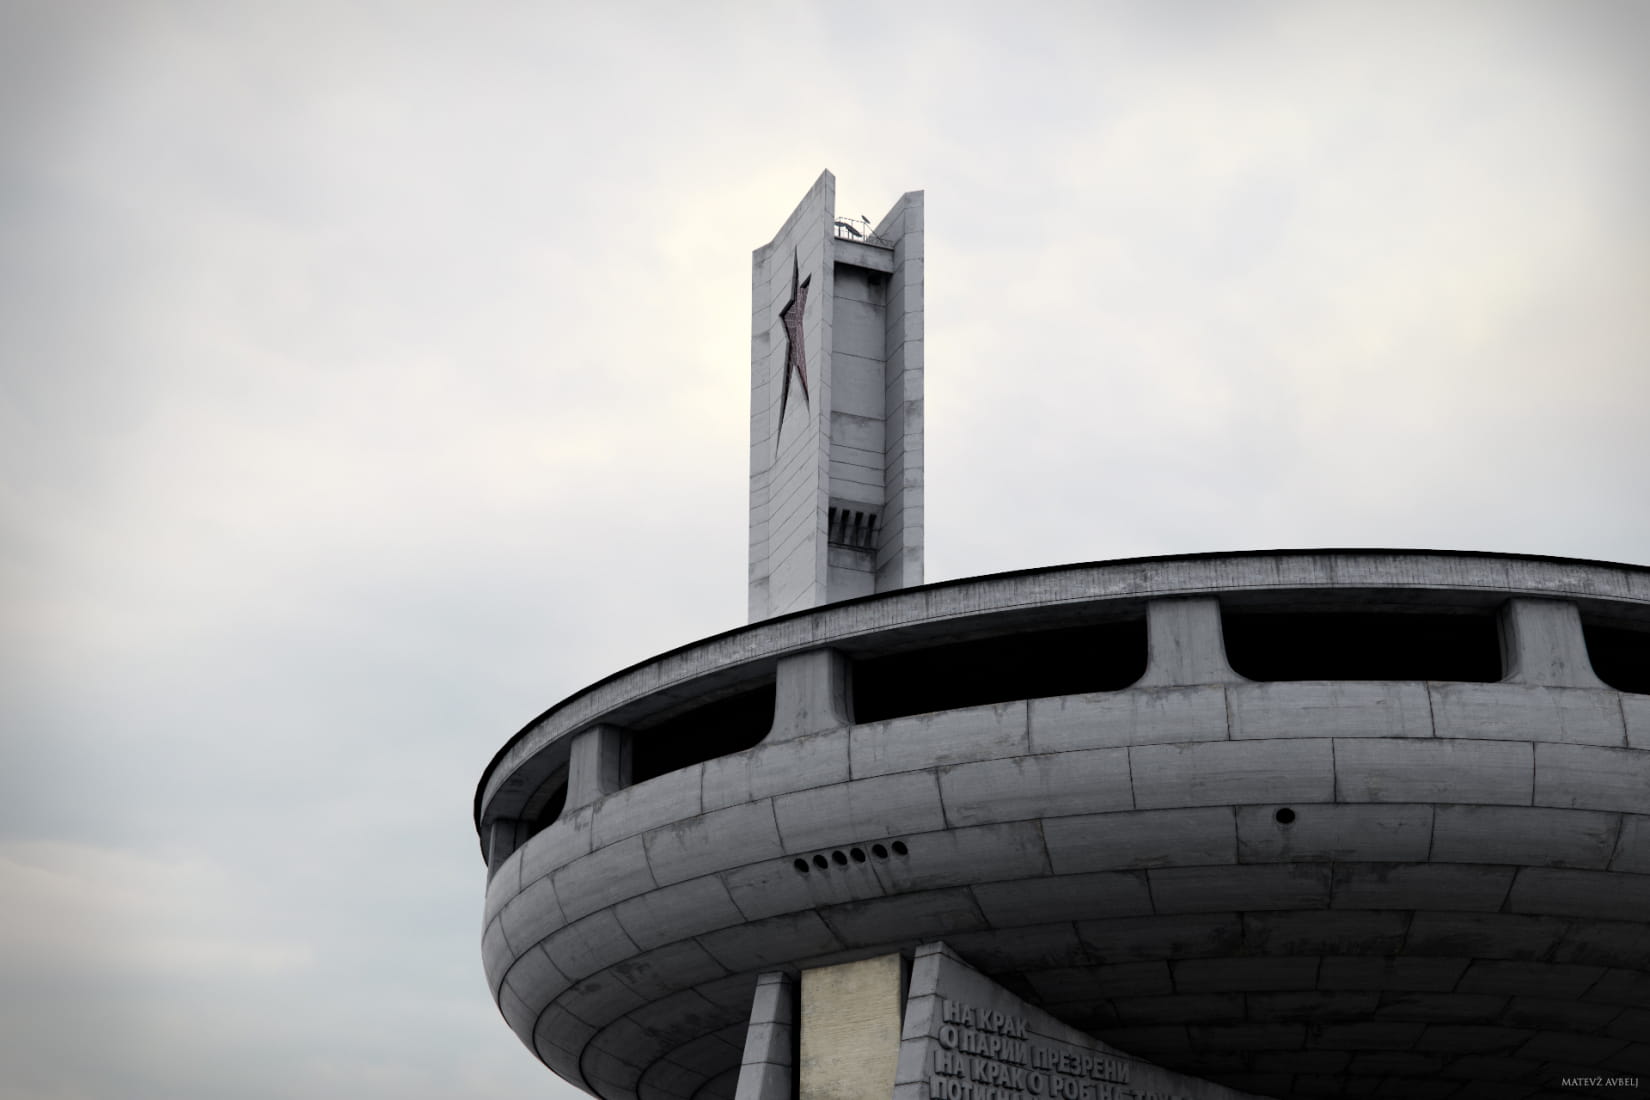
[891,840,909,856]
[794,859,810,873]
[851,847,866,863]
[813,854,829,870]
[872,844,889,859]
[1275,808,1296,825]
[832,850,848,866]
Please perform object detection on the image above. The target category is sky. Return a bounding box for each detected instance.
[2,2,1647,1098]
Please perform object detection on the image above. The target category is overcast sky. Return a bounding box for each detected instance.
[2,3,1647,1098]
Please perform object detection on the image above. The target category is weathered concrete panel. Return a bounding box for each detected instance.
[1027,961,1173,1002]
[1148,864,1333,914]
[1431,805,1619,868]
[1533,742,1650,814]
[541,909,637,983]
[520,806,595,885]
[703,729,850,813]
[1506,867,1650,921]
[944,922,1093,971]
[502,943,569,1006]
[1612,813,1650,873]
[484,847,524,926]
[1029,686,1229,752]
[1237,802,1432,863]
[612,875,745,951]
[1173,956,1320,993]
[1242,910,1409,956]
[1456,960,1606,999]
[699,911,843,972]
[772,772,946,852]
[971,871,1154,926]
[1625,695,1650,751]
[642,799,785,888]
[820,888,986,947]
[1331,862,1514,912]
[938,747,1132,827]
[1044,807,1236,873]
[1317,956,1470,992]
[1404,912,1570,961]
[850,701,1028,779]
[552,835,657,924]
[1076,913,1244,963]
[1333,738,1533,805]
[591,769,704,849]
[482,914,514,995]
[1229,681,1431,740]
[1433,683,1625,747]
[871,821,1049,891]
[610,939,730,1003]
[500,872,565,954]
[1131,738,1336,809]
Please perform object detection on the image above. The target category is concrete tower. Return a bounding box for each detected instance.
[748,171,924,622]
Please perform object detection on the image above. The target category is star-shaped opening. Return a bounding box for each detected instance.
[776,255,811,444]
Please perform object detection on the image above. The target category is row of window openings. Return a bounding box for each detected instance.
[527,613,1649,836]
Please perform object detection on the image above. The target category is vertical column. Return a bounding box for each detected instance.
[485,817,524,876]
[770,649,853,741]
[736,971,797,1100]
[564,724,630,811]
[800,954,905,1100]
[1137,597,1243,686]
[1499,598,1605,688]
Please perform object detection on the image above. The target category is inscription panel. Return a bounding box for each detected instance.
[894,943,1266,1100]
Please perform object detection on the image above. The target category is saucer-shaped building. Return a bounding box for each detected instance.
[475,175,1650,1100]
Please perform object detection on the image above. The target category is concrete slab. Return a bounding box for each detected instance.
[1131,738,1336,809]
[520,806,596,885]
[1626,695,1650,751]
[1330,862,1514,912]
[609,939,730,1003]
[702,729,849,813]
[541,909,638,984]
[1148,863,1333,914]
[1117,994,1246,1025]
[1503,997,1626,1033]
[1229,681,1432,739]
[698,911,843,972]
[1186,1023,1307,1050]
[1404,912,1571,961]
[1029,686,1229,751]
[1432,683,1624,747]
[937,746,1132,827]
[1308,1021,1426,1049]
[1076,913,1244,963]
[1243,910,1409,956]
[1334,737,1534,805]
[557,972,648,1028]
[642,799,785,888]
[870,821,1049,891]
[970,870,1154,926]
[1375,993,1510,1022]
[1534,743,1650,814]
[612,875,745,951]
[1415,1025,1538,1053]
[1456,960,1606,999]
[1044,807,1235,873]
[481,914,514,996]
[818,888,985,947]
[552,834,657,924]
[1026,961,1173,1002]
[772,772,946,852]
[1508,867,1650,921]
[1317,956,1470,992]
[1432,805,1619,869]
[1237,802,1432,863]
[1611,813,1650,873]
[500,872,565,954]
[943,922,1092,971]
[1173,956,1320,993]
[850,700,1028,779]
[1587,968,1650,1006]
[503,943,570,1007]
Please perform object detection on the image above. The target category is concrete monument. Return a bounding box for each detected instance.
[474,174,1650,1100]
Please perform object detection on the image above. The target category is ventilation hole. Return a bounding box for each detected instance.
[851,847,867,863]
[794,859,810,873]
[891,840,909,856]
[813,854,829,870]
[1275,808,1296,825]
[831,850,848,866]
[872,844,889,859]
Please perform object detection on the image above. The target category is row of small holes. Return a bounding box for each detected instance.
[794,840,908,873]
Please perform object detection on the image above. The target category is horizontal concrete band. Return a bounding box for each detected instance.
[482,695,1650,1098]
[475,551,1650,837]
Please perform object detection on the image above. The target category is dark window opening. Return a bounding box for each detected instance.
[629,683,776,784]
[1584,623,1650,695]
[525,780,569,840]
[852,620,1147,723]
[1222,611,1501,683]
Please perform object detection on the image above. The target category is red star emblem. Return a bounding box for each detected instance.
[777,256,811,441]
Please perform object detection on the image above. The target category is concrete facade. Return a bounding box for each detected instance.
[748,171,923,621]
[477,549,1650,1100]
[475,180,1648,1100]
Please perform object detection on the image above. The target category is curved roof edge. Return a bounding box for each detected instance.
[473,548,1650,829]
